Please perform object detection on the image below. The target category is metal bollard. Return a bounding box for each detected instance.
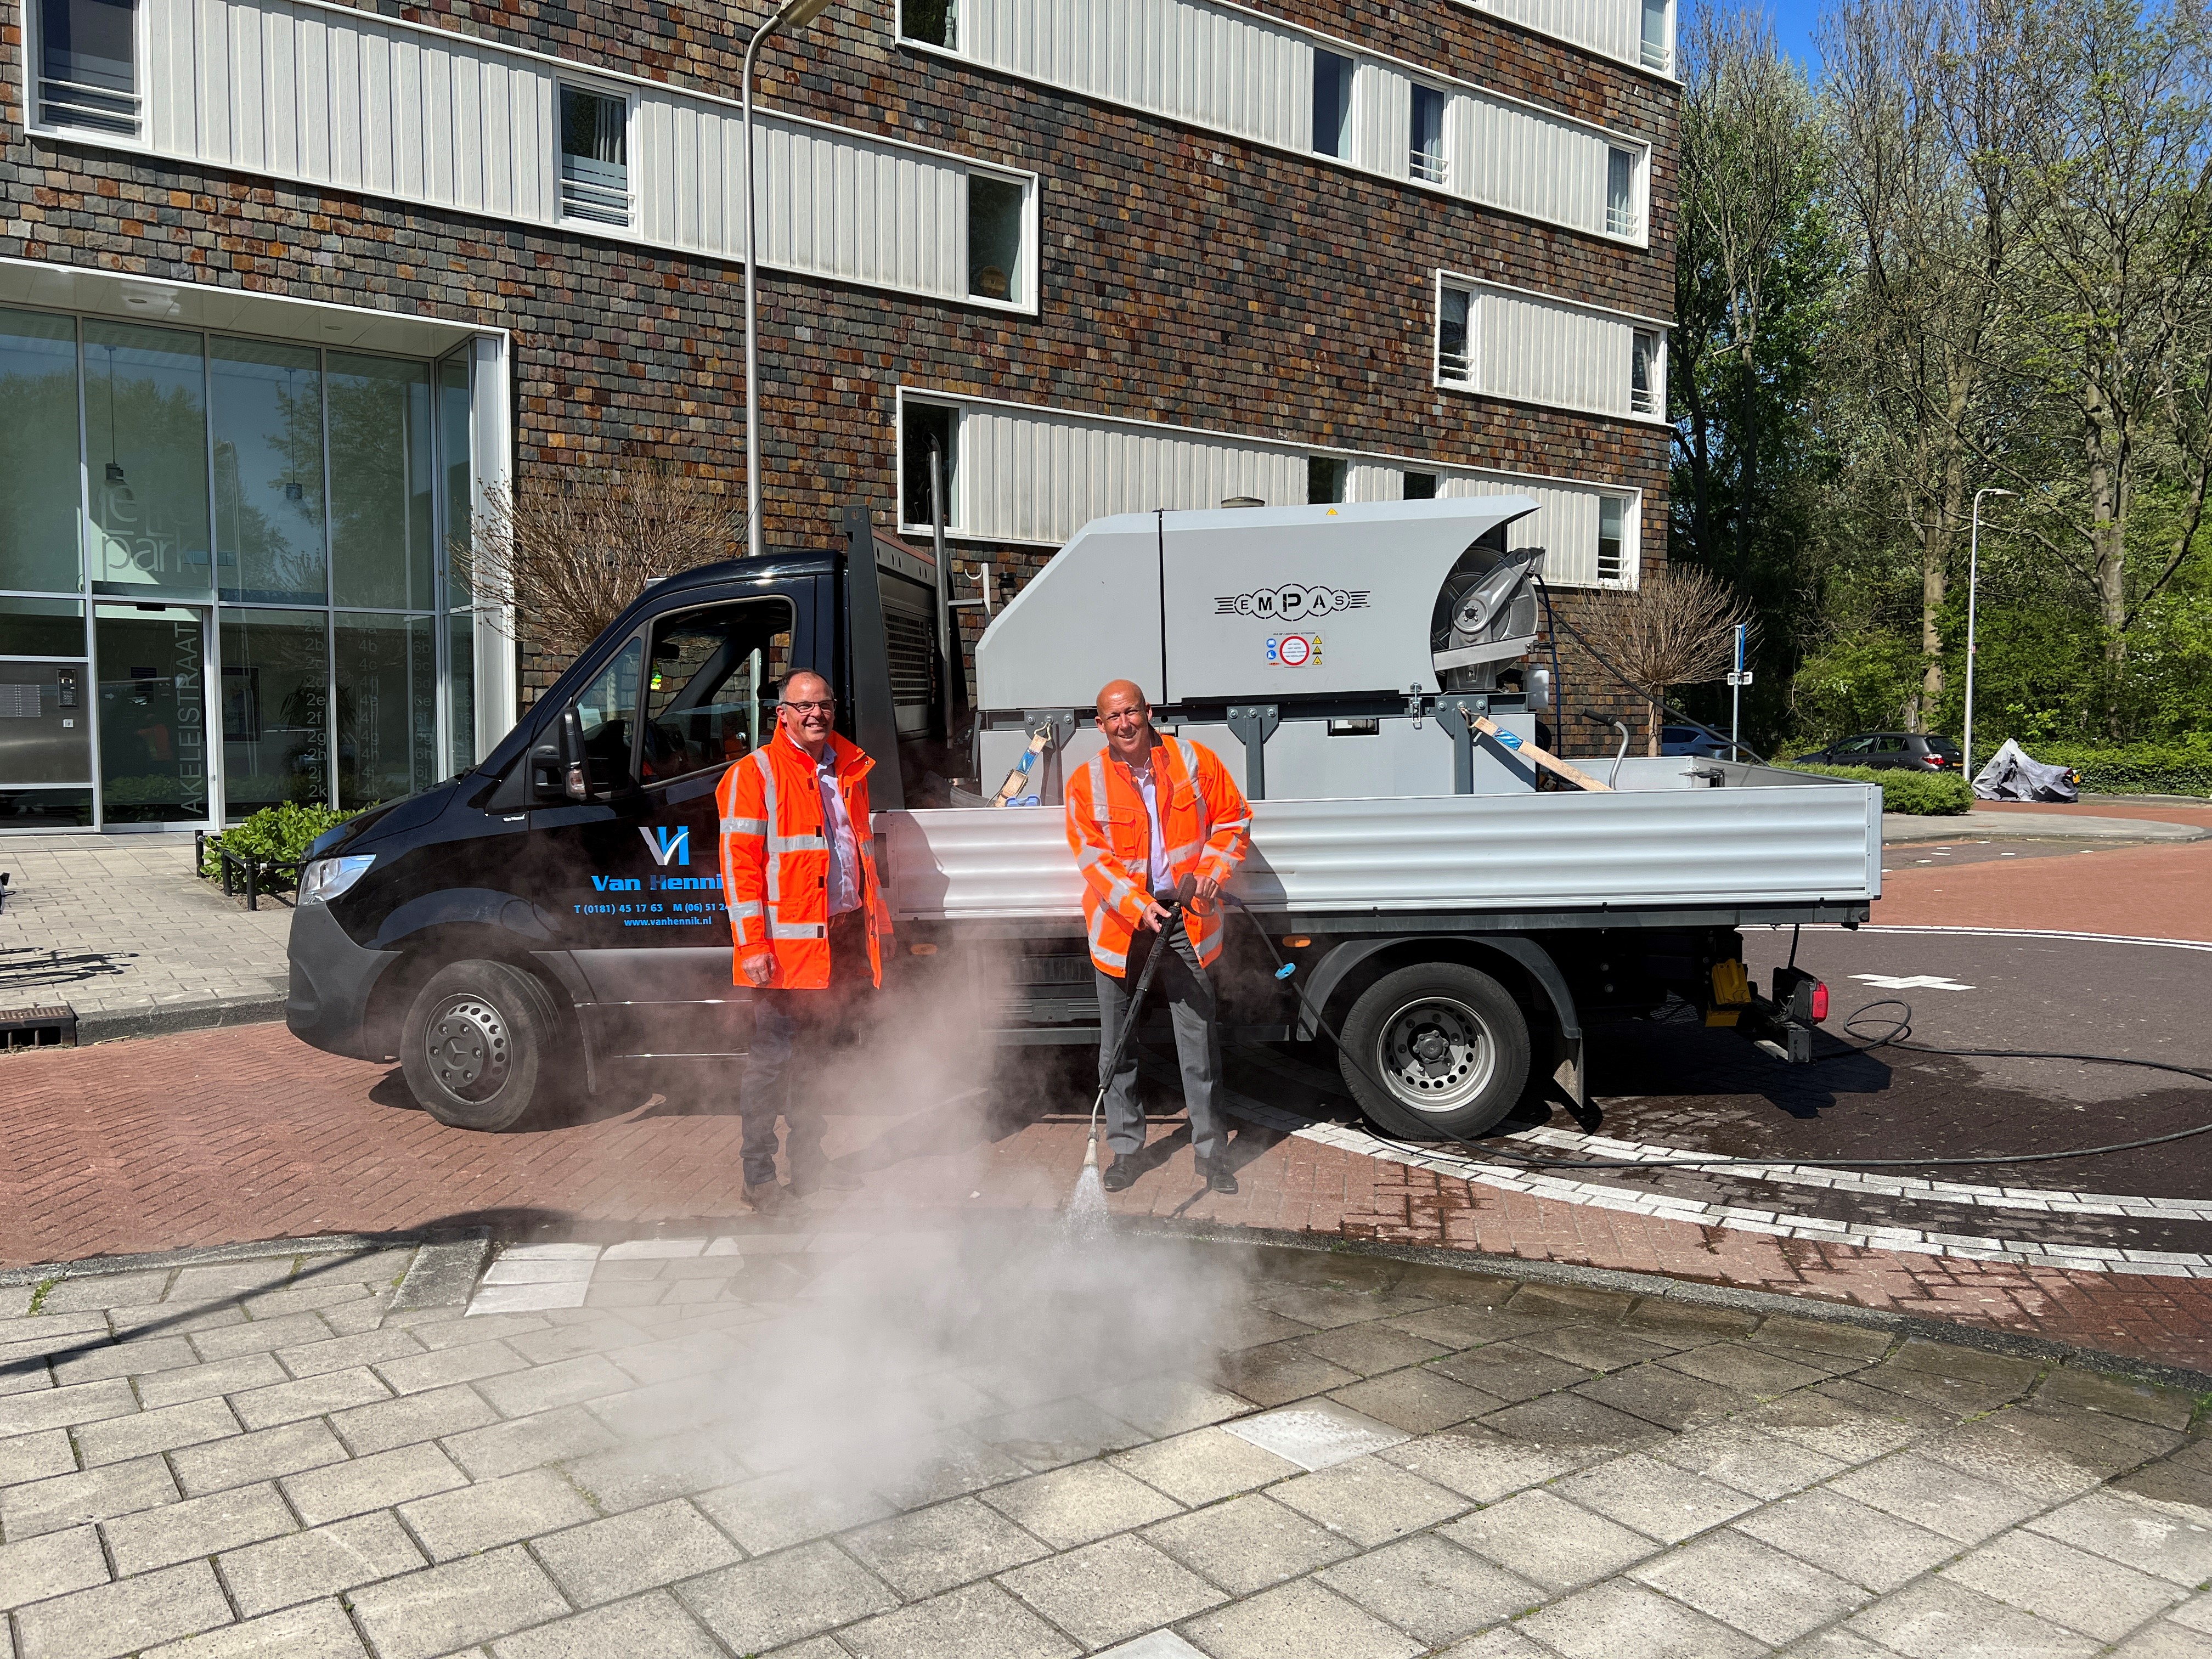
[245,855,259,911]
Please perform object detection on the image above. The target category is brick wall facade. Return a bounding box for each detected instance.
[1,0,1674,754]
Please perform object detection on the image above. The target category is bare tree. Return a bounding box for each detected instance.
[459,467,743,663]
[1612,567,1756,753]
[1823,0,2040,730]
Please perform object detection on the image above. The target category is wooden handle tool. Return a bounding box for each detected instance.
[1471,713,1613,793]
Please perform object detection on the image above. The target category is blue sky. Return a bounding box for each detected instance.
[1754,0,1828,71]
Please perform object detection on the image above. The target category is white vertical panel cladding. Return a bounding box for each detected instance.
[960,403,1303,544]
[149,0,546,221]
[1481,0,1640,70]
[1459,92,1611,236]
[964,0,1306,152]
[1439,471,1610,585]
[1476,287,1631,418]
[1354,60,1409,179]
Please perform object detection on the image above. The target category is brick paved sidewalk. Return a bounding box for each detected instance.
[0,834,289,1040]
[5,1227,2212,1659]
[10,1023,2212,1379]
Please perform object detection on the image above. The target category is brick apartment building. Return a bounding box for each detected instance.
[0,0,1676,831]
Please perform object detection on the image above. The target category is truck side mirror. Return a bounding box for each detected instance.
[529,708,591,803]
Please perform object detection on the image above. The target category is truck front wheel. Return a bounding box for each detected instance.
[1339,962,1531,1141]
[399,961,567,1131]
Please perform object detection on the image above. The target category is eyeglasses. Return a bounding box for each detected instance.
[784,699,837,714]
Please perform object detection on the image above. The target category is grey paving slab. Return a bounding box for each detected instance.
[1313,1533,1543,1646]
[1378,1424,1589,1503]
[1441,1488,1662,1593]
[1515,1578,1767,1659]
[1142,1492,1359,1594]
[442,1404,622,1482]
[1826,1449,2047,1543]
[529,1499,743,1607]
[171,1418,348,1497]
[346,1544,572,1659]
[1109,1427,1304,1508]
[11,1560,233,1659]
[676,1541,899,1654]
[1555,1450,1760,1543]
[49,1335,198,1386]
[281,1441,470,1526]
[1,1453,179,1537]
[2028,1489,2212,1587]
[331,1382,499,1457]
[2113,1623,2212,1658]
[487,1589,723,1658]
[1650,1419,1850,1499]
[74,1393,240,1466]
[1844,1577,2102,1659]
[841,1495,1052,1598]
[103,1481,296,1576]
[0,1375,139,1437]
[1268,1454,1471,1548]
[216,1513,427,1618]
[1179,1577,1422,1659]
[1088,1375,1254,1440]
[0,1525,108,1612]
[134,1352,290,1410]
[397,1466,597,1562]
[1943,1526,2185,1641]
[1222,1400,1408,1472]
[998,1533,1229,1650]
[981,1460,1185,1550]
[0,1429,75,1487]
[1731,1487,1963,1592]
[138,1597,368,1659]
[838,1581,1081,1659]
[1629,1527,1874,1645]
[229,1366,394,1431]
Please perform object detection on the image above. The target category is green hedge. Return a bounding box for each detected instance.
[2017,740,2212,798]
[1777,763,1974,815]
[202,801,363,881]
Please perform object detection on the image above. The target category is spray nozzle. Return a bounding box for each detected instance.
[1274,963,1297,980]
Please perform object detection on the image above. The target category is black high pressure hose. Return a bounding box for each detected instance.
[1214,895,2212,1172]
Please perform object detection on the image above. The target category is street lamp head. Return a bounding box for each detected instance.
[776,0,837,25]
[1989,488,2017,498]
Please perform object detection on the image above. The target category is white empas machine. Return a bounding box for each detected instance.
[972,496,1551,803]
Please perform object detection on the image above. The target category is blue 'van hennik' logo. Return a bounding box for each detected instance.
[639,825,690,867]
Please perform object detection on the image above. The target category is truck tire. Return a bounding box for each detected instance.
[1339,962,1531,1142]
[399,961,567,1131]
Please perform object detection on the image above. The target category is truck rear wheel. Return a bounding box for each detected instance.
[399,961,567,1131]
[1339,962,1530,1141]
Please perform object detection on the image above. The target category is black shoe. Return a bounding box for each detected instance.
[1101,1156,1136,1193]
[1199,1159,1239,1195]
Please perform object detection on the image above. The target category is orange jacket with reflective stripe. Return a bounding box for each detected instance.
[1064,736,1251,974]
[717,728,893,990]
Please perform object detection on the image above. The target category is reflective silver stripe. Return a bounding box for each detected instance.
[720,816,768,837]
[1163,840,1203,866]
[769,920,827,940]
[727,900,765,918]
[1087,905,1126,970]
[1087,755,1110,835]
[769,833,827,853]
[752,749,782,905]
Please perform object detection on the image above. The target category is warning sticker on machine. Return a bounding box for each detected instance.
[1266,634,1322,667]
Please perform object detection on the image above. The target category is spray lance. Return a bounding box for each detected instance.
[1084,874,1199,1173]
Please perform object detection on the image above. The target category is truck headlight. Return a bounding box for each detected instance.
[300,854,374,904]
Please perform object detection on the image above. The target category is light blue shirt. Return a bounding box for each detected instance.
[814,752,862,916]
[1130,754,1170,895]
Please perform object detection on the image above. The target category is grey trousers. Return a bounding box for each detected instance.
[1093,924,1227,1165]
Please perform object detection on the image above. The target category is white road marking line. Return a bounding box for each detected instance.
[1850,973,1976,991]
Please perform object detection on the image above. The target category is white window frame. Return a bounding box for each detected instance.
[895,391,966,539]
[1596,495,1634,588]
[26,0,153,148]
[1640,0,1678,74]
[1630,329,1664,418]
[963,165,1036,311]
[1434,271,1672,425]
[1606,146,1645,241]
[554,81,637,234]
[1408,81,1449,187]
[895,0,958,51]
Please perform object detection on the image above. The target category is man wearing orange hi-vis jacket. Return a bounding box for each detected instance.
[1066,679,1252,1195]
[718,669,893,1213]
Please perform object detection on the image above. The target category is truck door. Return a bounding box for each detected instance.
[531,595,796,1069]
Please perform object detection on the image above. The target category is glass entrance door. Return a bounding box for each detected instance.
[94,603,213,826]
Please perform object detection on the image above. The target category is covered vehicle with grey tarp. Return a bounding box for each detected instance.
[1972,739,2080,804]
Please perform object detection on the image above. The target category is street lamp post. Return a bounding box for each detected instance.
[1962,486,2017,781]
[743,0,839,560]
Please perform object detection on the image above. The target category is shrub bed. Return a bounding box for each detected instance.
[1778,763,1973,815]
[202,801,362,881]
[2018,740,2212,798]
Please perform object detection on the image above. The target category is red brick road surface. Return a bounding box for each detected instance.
[8,1018,2212,1376]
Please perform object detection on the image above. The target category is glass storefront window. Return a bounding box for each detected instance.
[448,608,475,776]
[0,789,93,828]
[220,608,331,816]
[329,354,435,612]
[0,308,84,595]
[0,597,87,658]
[212,339,327,605]
[83,322,213,597]
[335,611,437,809]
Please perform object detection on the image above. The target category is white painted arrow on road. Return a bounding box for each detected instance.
[1852,973,1976,991]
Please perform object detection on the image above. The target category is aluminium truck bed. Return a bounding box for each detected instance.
[879,760,1882,929]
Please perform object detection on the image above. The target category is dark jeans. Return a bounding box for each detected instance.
[739,910,872,1189]
[1093,919,1226,1166]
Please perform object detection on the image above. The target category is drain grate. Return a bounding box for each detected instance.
[0,1005,77,1051]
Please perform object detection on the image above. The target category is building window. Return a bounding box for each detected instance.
[38,0,139,137]
[968,174,1025,304]
[1438,285,1472,383]
[1641,0,1673,72]
[1598,498,1627,584]
[559,87,630,228]
[1607,149,1640,238]
[1312,50,1353,160]
[902,402,958,531]
[1409,85,1446,184]
[901,0,956,49]
[1307,456,1347,505]
[1403,471,1438,500]
[1632,331,1662,416]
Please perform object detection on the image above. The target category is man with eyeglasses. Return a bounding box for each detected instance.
[717,669,893,1214]
[1066,679,1252,1195]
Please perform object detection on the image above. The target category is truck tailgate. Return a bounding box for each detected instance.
[878,776,1882,921]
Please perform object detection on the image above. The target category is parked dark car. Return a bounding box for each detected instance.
[1659,725,1734,758]
[1794,732,1962,771]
